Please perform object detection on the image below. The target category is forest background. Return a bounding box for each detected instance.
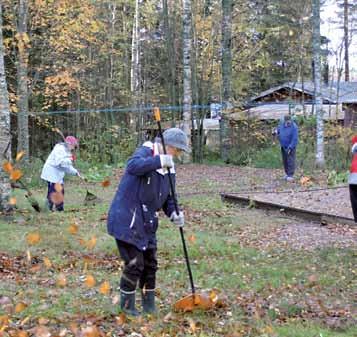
[1,0,357,184]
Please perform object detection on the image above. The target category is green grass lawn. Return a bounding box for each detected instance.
[0,170,356,336]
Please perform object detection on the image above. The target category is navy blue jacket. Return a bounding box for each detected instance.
[107,143,176,251]
[277,121,299,150]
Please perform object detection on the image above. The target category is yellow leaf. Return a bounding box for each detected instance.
[54,183,63,192]
[9,197,17,205]
[98,281,110,295]
[15,151,25,162]
[86,236,97,250]
[56,273,67,287]
[68,223,79,235]
[43,257,52,268]
[15,302,27,313]
[26,232,41,245]
[84,274,96,288]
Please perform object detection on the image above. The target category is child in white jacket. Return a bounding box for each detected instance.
[41,136,81,211]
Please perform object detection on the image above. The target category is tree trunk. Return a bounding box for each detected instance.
[163,0,177,124]
[312,0,325,168]
[344,0,350,82]
[130,0,142,141]
[182,0,192,161]
[220,0,232,162]
[16,0,29,160]
[0,3,12,212]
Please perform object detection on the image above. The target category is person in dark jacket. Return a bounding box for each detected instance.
[274,115,299,182]
[107,128,190,316]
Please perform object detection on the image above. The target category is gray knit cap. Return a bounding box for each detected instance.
[163,128,191,153]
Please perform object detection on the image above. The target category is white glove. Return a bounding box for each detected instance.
[160,154,174,169]
[170,211,184,227]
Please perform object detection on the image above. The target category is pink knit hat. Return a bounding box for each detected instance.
[65,136,79,146]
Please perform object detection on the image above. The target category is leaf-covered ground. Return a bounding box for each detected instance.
[0,164,356,337]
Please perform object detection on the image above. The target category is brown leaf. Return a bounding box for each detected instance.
[101,179,110,188]
[115,313,126,325]
[81,325,100,337]
[188,235,196,244]
[56,273,67,287]
[49,192,64,205]
[32,325,51,337]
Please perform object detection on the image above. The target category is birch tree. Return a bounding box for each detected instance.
[16,0,29,160]
[221,0,232,161]
[312,0,325,167]
[0,3,12,212]
[182,0,192,160]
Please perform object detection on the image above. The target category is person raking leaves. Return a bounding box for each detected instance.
[41,135,82,211]
[107,128,190,316]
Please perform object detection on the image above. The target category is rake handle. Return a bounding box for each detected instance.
[154,109,196,296]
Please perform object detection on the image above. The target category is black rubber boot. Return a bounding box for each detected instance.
[141,289,156,314]
[120,291,140,316]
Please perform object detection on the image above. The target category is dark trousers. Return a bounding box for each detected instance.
[281,147,296,177]
[47,182,64,211]
[116,240,158,292]
[349,184,357,222]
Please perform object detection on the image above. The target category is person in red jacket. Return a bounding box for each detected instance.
[348,135,357,221]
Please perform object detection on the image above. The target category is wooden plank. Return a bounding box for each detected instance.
[221,193,356,226]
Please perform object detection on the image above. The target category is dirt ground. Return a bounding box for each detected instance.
[175,164,357,250]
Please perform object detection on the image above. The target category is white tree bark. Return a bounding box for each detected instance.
[0,4,12,212]
[16,0,29,160]
[313,0,325,168]
[182,0,192,160]
[221,0,232,161]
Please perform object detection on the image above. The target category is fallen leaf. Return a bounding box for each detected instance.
[81,325,100,337]
[26,232,41,245]
[56,273,67,287]
[15,302,27,313]
[68,223,78,235]
[9,197,17,205]
[188,235,196,244]
[15,151,25,162]
[54,183,63,192]
[101,179,110,188]
[49,191,64,205]
[98,281,110,295]
[115,313,126,325]
[2,161,13,173]
[84,274,96,288]
[10,169,23,181]
[43,257,52,268]
[32,325,51,337]
[86,236,97,250]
